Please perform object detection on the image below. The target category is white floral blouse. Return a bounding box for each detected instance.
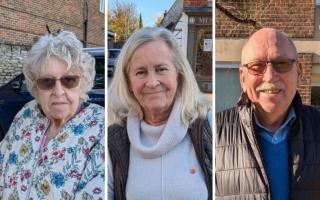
[0,100,105,200]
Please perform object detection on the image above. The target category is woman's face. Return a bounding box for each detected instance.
[128,40,178,121]
[36,57,81,125]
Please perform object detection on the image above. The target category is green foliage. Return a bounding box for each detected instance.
[139,13,143,28]
[155,15,164,27]
[108,0,139,41]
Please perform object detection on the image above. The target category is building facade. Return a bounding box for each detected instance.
[162,0,212,92]
[216,0,319,112]
[0,0,104,85]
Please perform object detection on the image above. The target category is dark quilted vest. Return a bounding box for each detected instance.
[216,92,320,200]
[108,117,212,200]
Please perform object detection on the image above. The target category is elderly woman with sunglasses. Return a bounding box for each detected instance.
[0,31,104,199]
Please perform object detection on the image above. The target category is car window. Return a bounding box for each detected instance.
[93,57,105,89]
[95,57,104,75]
[108,50,120,59]
[21,80,28,92]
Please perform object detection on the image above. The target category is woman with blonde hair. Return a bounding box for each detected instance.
[108,27,212,200]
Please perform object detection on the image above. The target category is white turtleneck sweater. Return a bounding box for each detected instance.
[108,99,208,200]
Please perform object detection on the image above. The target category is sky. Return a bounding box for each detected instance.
[108,0,176,27]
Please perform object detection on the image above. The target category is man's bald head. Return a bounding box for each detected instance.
[241,28,298,65]
[239,28,302,131]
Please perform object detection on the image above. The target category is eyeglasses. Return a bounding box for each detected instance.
[36,75,80,90]
[242,59,297,76]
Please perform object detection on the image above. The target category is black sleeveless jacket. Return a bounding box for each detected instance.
[216,92,320,200]
[108,117,212,200]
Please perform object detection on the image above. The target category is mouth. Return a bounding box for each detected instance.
[52,102,67,105]
[143,91,164,95]
[259,89,282,94]
[256,82,284,95]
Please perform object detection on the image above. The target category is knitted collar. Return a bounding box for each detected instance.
[127,98,188,159]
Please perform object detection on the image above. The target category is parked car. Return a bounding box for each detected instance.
[84,47,105,89]
[108,48,121,77]
[0,48,105,140]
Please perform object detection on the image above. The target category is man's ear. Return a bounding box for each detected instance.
[297,63,303,86]
[239,66,247,92]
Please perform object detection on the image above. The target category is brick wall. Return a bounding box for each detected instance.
[0,0,104,84]
[216,0,315,38]
[298,53,313,105]
[87,0,105,47]
[0,0,104,46]
[184,0,212,7]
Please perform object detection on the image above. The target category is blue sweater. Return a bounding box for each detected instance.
[258,136,289,200]
[256,108,296,200]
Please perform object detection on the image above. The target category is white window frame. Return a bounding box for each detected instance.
[216,63,240,69]
[99,0,105,13]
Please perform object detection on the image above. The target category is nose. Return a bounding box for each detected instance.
[52,80,66,96]
[145,73,160,87]
[263,64,278,82]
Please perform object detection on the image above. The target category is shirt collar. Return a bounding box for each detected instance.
[255,106,296,133]
[254,107,296,143]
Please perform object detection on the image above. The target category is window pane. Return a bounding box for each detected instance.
[216,67,242,112]
[99,0,105,13]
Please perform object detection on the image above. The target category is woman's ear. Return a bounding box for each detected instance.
[128,81,132,92]
[125,73,133,92]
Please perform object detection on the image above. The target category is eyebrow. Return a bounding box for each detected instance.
[39,72,77,78]
[155,64,168,67]
[249,56,295,62]
[131,66,146,71]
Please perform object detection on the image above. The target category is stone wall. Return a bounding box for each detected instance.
[0,43,29,85]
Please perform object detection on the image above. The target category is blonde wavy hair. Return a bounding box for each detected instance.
[23,31,95,103]
[108,27,211,126]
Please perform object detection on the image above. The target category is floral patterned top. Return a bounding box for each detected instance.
[0,100,105,200]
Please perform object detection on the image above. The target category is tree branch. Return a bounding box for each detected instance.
[216,2,262,29]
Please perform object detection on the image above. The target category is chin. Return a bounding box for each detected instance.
[52,115,68,120]
[51,110,70,118]
[149,105,166,111]
[253,101,276,113]
[146,104,169,112]
[260,103,280,114]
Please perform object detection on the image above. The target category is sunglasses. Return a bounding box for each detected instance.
[36,75,80,90]
[242,59,297,76]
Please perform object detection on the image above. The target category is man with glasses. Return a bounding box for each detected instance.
[216,28,320,200]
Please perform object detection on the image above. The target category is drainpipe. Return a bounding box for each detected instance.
[83,1,88,47]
